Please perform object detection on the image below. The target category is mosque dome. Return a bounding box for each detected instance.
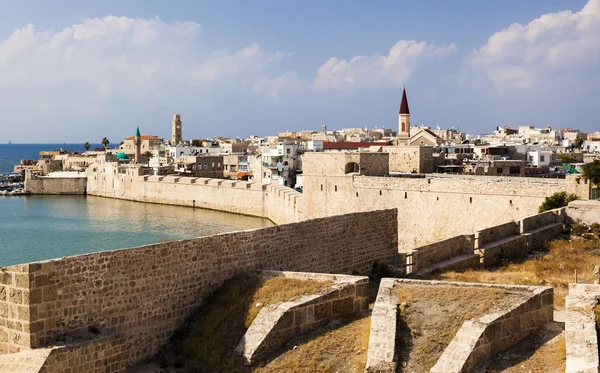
[116,152,130,160]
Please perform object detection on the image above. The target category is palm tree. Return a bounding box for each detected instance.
[101,137,110,150]
[144,151,153,167]
[84,142,90,152]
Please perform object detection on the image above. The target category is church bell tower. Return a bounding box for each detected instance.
[398,87,411,138]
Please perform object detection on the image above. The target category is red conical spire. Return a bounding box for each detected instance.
[399,87,410,115]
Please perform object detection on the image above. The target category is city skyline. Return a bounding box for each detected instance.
[0,0,597,143]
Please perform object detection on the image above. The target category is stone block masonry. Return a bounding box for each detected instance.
[0,332,125,373]
[0,209,398,366]
[365,279,553,373]
[86,161,304,225]
[565,284,600,373]
[235,271,369,364]
[25,173,87,195]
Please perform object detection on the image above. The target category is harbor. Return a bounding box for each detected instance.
[0,172,27,195]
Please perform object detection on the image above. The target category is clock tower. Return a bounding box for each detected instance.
[172,114,182,145]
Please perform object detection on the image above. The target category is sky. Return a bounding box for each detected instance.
[0,0,598,143]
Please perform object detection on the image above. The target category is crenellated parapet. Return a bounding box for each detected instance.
[85,160,304,224]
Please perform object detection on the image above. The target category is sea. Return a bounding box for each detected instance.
[0,143,98,174]
[0,143,272,267]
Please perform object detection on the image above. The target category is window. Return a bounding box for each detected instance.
[334,185,337,192]
[540,155,545,162]
[286,148,290,154]
[321,184,323,191]
[204,163,208,169]
[496,167,503,174]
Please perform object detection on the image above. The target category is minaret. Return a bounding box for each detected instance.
[398,87,411,138]
[172,114,182,145]
[134,127,141,164]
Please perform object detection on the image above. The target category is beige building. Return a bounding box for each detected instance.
[463,159,524,176]
[120,135,162,155]
[175,155,224,178]
[223,155,250,179]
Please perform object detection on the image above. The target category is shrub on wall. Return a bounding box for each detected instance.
[538,191,579,213]
[582,160,600,185]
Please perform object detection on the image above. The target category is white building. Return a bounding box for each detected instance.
[168,145,222,159]
[258,143,299,186]
[527,150,552,167]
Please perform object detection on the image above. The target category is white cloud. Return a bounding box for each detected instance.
[313,40,456,89]
[253,39,456,97]
[187,43,291,84]
[0,16,291,114]
[464,0,600,92]
[252,71,309,99]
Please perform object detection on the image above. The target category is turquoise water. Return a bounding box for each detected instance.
[0,196,272,267]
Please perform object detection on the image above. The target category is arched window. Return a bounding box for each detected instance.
[345,162,360,174]
[401,122,406,132]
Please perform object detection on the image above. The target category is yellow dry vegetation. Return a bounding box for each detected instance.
[485,325,565,373]
[177,274,332,372]
[396,284,529,373]
[255,315,371,373]
[428,238,600,309]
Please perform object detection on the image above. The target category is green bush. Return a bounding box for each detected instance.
[538,191,579,213]
[582,159,600,185]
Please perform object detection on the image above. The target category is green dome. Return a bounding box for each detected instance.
[116,152,130,160]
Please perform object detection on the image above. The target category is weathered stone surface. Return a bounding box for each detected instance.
[565,284,600,373]
[364,278,552,373]
[234,271,369,365]
[0,209,397,365]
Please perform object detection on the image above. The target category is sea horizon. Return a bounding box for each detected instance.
[0,143,104,174]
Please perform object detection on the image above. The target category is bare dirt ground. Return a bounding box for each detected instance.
[478,322,565,373]
[395,284,530,373]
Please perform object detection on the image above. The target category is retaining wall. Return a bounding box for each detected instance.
[565,283,600,373]
[365,279,553,373]
[410,235,474,272]
[476,221,519,247]
[431,283,553,373]
[0,332,124,373]
[235,271,369,364]
[0,209,398,365]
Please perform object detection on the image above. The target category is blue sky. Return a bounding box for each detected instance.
[0,0,597,143]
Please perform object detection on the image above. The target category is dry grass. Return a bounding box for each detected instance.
[157,273,332,372]
[254,315,371,373]
[484,324,565,373]
[426,238,600,309]
[396,284,529,373]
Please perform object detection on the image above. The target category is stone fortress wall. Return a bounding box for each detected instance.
[24,171,87,195]
[85,160,304,225]
[84,153,580,251]
[301,152,573,251]
[0,209,398,366]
